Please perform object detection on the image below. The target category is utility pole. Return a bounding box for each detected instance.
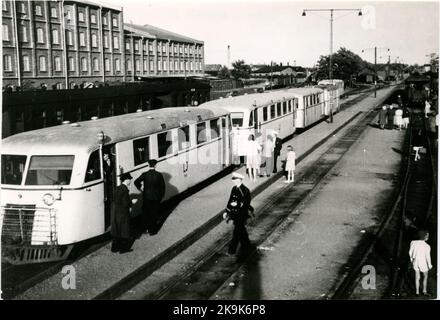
[362,47,389,98]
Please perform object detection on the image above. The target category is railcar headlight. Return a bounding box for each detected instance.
[42,193,55,206]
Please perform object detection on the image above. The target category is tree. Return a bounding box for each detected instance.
[231,60,251,80]
[218,66,231,79]
[316,47,368,84]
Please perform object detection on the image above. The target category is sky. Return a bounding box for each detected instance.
[101,0,439,67]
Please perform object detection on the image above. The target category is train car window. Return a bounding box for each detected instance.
[263,107,268,121]
[158,131,173,158]
[210,119,220,139]
[288,100,292,113]
[231,112,244,127]
[317,95,320,103]
[248,111,254,127]
[178,125,191,150]
[197,122,207,144]
[84,151,101,182]
[133,136,150,166]
[1,154,26,185]
[270,105,275,119]
[283,102,287,115]
[26,155,74,185]
[277,103,281,117]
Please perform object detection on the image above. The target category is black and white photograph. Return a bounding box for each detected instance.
[0,0,438,308]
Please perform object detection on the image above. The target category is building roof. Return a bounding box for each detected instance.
[253,66,293,73]
[2,107,227,155]
[68,0,123,12]
[124,23,203,44]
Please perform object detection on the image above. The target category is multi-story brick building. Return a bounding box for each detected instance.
[124,23,204,80]
[2,0,205,91]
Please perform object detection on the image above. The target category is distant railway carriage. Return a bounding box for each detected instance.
[199,91,299,157]
[318,79,345,98]
[284,87,326,128]
[1,107,232,264]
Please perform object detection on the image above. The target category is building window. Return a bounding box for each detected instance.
[81,57,87,71]
[112,17,118,27]
[23,55,30,71]
[115,58,120,72]
[125,41,130,50]
[143,59,148,71]
[51,7,58,18]
[174,46,177,53]
[52,29,59,44]
[179,46,183,54]
[54,56,62,71]
[190,61,193,71]
[113,35,119,49]
[37,28,44,43]
[39,56,47,72]
[67,30,73,45]
[93,57,99,71]
[21,25,28,42]
[180,61,183,70]
[103,16,108,25]
[35,4,42,16]
[175,60,178,71]
[104,34,109,48]
[68,57,75,71]
[3,55,12,71]
[149,59,154,72]
[135,59,140,72]
[2,1,7,11]
[79,32,86,46]
[170,60,173,71]
[2,24,9,41]
[163,60,167,71]
[105,58,110,71]
[163,44,167,53]
[126,59,132,71]
[157,60,161,71]
[91,14,96,24]
[149,43,153,52]
[134,41,139,51]
[78,12,84,22]
[66,10,72,22]
[91,34,97,47]
[19,2,26,13]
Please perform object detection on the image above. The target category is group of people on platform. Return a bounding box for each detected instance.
[242,131,296,183]
[378,98,410,131]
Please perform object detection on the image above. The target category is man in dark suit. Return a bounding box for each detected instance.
[134,159,165,235]
[111,173,133,254]
[224,172,253,255]
[273,131,282,173]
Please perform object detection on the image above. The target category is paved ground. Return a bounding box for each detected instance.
[13,87,397,299]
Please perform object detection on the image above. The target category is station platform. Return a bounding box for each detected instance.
[14,86,397,299]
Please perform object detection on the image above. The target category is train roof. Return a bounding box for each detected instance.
[1,107,228,155]
[198,90,301,112]
[284,87,325,96]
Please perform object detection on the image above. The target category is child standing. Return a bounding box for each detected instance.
[409,230,433,296]
[285,145,296,183]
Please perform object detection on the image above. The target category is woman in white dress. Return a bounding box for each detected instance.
[409,230,433,296]
[394,108,404,131]
[245,134,262,182]
[285,145,296,183]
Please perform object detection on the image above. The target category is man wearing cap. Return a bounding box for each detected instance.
[224,172,253,255]
[134,159,166,235]
[273,131,282,173]
[111,173,134,254]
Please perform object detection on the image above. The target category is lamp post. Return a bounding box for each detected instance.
[302,8,362,80]
[362,47,390,97]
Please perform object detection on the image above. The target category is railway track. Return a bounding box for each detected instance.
[94,93,387,300]
[329,111,436,299]
[1,88,392,300]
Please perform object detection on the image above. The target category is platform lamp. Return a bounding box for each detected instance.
[302,8,362,80]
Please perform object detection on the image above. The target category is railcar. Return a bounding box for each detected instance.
[199,91,299,157]
[318,79,345,98]
[1,107,232,264]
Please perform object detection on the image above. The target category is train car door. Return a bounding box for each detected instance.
[221,116,231,167]
[102,144,116,229]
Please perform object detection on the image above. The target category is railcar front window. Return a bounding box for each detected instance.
[1,155,27,185]
[25,155,74,185]
[230,112,244,127]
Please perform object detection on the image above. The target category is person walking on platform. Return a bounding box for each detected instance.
[424,99,431,118]
[260,133,275,177]
[403,107,410,129]
[134,159,165,235]
[379,105,388,130]
[387,104,395,130]
[273,132,282,173]
[409,230,433,296]
[111,173,134,254]
[285,145,296,183]
[223,172,253,256]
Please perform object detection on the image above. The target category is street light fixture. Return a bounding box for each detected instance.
[302,8,362,80]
